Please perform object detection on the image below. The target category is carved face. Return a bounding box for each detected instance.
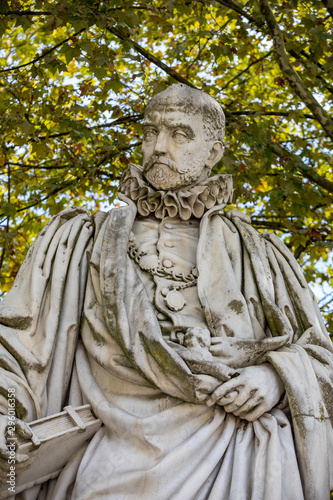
[142,109,222,190]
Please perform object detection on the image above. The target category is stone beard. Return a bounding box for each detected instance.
[144,161,177,189]
[0,84,332,500]
[142,152,211,190]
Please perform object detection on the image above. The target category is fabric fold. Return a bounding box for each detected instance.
[119,163,233,220]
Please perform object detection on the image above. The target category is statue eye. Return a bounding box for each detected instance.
[173,130,188,143]
[143,129,157,141]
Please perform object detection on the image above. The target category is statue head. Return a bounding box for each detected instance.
[142,84,225,190]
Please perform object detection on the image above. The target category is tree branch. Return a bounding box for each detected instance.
[289,49,325,73]
[7,162,71,170]
[15,181,76,213]
[268,140,333,192]
[91,114,143,129]
[0,165,11,275]
[221,51,272,90]
[321,0,333,18]
[259,0,333,141]
[288,49,333,96]
[319,293,333,308]
[0,28,86,74]
[106,27,197,88]
[229,110,315,119]
[251,218,330,234]
[226,112,333,192]
[212,0,333,98]
[7,141,141,173]
[186,37,212,78]
[29,114,143,141]
[213,0,259,23]
[251,219,290,232]
[27,108,317,145]
[2,11,53,16]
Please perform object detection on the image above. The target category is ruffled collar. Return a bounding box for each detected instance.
[119,164,233,220]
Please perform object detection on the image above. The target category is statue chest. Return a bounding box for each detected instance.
[130,216,208,338]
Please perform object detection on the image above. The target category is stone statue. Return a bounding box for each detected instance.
[0,84,332,500]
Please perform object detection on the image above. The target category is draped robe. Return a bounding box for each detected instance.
[0,199,332,500]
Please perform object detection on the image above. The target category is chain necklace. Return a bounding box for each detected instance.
[128,232,198,312]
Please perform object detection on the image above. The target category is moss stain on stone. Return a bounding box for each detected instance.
[228,300,244,315]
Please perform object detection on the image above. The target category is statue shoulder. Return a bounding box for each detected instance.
[27,206,96,257]
[223,209,251,225]
[222,211,309,289]
[217,209,252,235]
[43,206,93,229]
[45,206,109,237]
[0,206,97,321]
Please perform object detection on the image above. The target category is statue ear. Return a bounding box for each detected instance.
[206,141,224,168]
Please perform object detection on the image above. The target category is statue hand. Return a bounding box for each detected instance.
[0,414,38,482]
[206,364,285,421]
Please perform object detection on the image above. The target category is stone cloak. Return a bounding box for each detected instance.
[0,202,332,499]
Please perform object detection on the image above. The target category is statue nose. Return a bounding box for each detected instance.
[154,133,168,155]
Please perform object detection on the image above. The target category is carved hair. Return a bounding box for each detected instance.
[145,84,225,143]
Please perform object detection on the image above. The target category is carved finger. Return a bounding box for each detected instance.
[0,447,10,462]
[210,337,223,345]
[0,443,31,465]
[14,419,40,448]
[209,343,228,355]
[236,403,267,422]
[206,376,243,406]
[14,451,34,464]
[232,398,259,417]
[14,455,34,469]
[206,379,241,406]
[206,386,229,407]
[1,452,32,468]
[223,392,251,413]
[0,468,9,482]
[14,419,32,440]
[215,390,238,407]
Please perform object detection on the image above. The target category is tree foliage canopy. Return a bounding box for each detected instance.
[0,0,332,330]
